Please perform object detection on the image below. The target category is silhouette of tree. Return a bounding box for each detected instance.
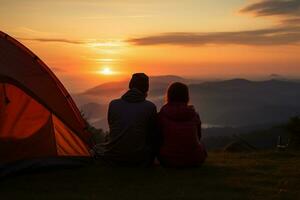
[286,116,300,150]
[81,111,107,144]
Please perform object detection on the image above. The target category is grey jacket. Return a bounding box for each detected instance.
[100,88,158,166]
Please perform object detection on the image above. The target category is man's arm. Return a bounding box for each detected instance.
[148,106,160,152]
[196,113,202,140]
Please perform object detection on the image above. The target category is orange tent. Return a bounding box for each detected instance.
[0,31,93,175]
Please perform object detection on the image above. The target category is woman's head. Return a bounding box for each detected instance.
[166,82,189,104]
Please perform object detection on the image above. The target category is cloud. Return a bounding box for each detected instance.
[282,17,300,24]
[80,15,154,20]
[240,0,300,17]
[16,1,300,47]
[128,1,300,47]
[15,27,85,45]
[18,37,125,49]
[127,26,300,46]
[18,37,85,44]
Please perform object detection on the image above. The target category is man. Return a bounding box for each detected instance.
[98,73,158,166]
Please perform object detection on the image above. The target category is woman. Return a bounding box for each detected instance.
[158,82,207,167]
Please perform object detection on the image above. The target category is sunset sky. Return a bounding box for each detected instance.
[1,0,300,92]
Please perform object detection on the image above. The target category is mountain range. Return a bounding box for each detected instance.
[73,76,300,131]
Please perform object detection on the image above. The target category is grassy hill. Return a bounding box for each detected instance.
[1,151,299,200]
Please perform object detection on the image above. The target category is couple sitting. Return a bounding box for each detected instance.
[97,73,207,167]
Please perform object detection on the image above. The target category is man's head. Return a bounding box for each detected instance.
[129,73,149,94]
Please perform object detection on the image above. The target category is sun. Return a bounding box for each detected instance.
[99,67,113,75]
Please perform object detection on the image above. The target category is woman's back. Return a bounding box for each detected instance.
[158,103,207,167]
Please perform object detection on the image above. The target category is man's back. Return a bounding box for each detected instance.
[101,88,157,166]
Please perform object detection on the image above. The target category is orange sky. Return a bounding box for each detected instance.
[1,0,300,92]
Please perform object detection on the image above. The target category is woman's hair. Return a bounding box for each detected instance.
[166,82,189,104]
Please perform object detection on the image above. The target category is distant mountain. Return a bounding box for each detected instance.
[269,74,285,80]
[189,79,300,126]
[76,75,190,129]
[75,77,300,130]
[84,75,186,96]
[80,102,107,120]
[73,75,190,106]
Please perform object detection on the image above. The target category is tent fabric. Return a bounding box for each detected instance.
[0,114,57,164]
[53,115,90,156]
[0,31,92,167]
[0,83,50,139]
[0,31,89,143]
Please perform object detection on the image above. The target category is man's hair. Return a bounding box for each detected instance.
[167,82,189,104]
[129,73,149,93]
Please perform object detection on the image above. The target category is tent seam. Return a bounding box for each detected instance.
[50,114,59,157]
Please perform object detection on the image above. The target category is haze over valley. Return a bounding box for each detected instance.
[74,75,300,131]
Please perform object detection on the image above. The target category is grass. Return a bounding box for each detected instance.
[1,151,300,200]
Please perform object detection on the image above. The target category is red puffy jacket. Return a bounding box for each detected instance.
[158,103,207,167]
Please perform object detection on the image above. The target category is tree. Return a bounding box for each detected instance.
[286,116,300,150]
[81,111,107,144]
